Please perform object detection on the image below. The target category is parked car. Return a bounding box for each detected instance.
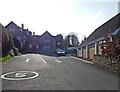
[66,47,78,56]
[56,49,66,56]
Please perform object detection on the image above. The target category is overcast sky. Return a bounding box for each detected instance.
[0,0,119,42]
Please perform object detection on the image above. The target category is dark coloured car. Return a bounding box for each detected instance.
[66,47,78,56]
[56,49,66,56]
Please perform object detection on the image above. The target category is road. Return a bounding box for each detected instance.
[1,54,119,90]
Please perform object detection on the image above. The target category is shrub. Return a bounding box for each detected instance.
[2,26,14,56]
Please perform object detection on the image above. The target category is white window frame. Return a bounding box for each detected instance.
[57,42,60,45]
[36,44,39,49]
[29,44,32,48]
[27,32,29,35]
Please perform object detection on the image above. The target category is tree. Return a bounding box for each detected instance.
[2,25,14,56]
[61,32,79,48]
[67,32,79,47]
[81,35,87,44]
[61,36,70,49]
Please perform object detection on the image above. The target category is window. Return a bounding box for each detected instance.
[29,44,32,48]
[27,32,29,35]
[44,39,50,44]
[99,41,102,44]
[36,44,39,49]
[12,28,15,31]
[57,42,60,45]
[43,45,50,50]
[9,28,14,32]
[103,40,106,43]
[9,28,12,31]
[16,36,21,40]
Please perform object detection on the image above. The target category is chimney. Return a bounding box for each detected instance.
[33,32,35,35]
[21,24,24,29]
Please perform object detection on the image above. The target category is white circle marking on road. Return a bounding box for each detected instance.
[1,71,39,81]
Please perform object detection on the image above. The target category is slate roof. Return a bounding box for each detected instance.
[40,31,54,37]
[5,21,32,34]
[111,26,120,36]
[33,31,62,41]
[81,13,120,46]
[5,21,23,32]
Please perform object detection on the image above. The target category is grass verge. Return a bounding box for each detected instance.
[0,54,13,63]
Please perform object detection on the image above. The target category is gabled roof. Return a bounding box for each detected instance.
[5,21,32,35]
[0,23,3,29]
[32,31,62,42]
[6,21,18,28]
[53,34,63,41]
[5,21,23,32]
[40,31,54,37]
[81,13,120,46]
[5,21,14,27]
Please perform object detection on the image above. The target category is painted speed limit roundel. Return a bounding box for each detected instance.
[1,71,39,80]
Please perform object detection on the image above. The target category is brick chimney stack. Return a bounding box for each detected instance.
[21,24,24,29]
[33,32,35,35]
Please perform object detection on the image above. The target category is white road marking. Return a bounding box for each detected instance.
[55,59,62,63]
[38,55,47,64]
[25,58,30,63]
[38,55,42,59]
[15,73,27,78]
[1,71,39,80]
[41,59,47,64]
[71,56,93,64]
